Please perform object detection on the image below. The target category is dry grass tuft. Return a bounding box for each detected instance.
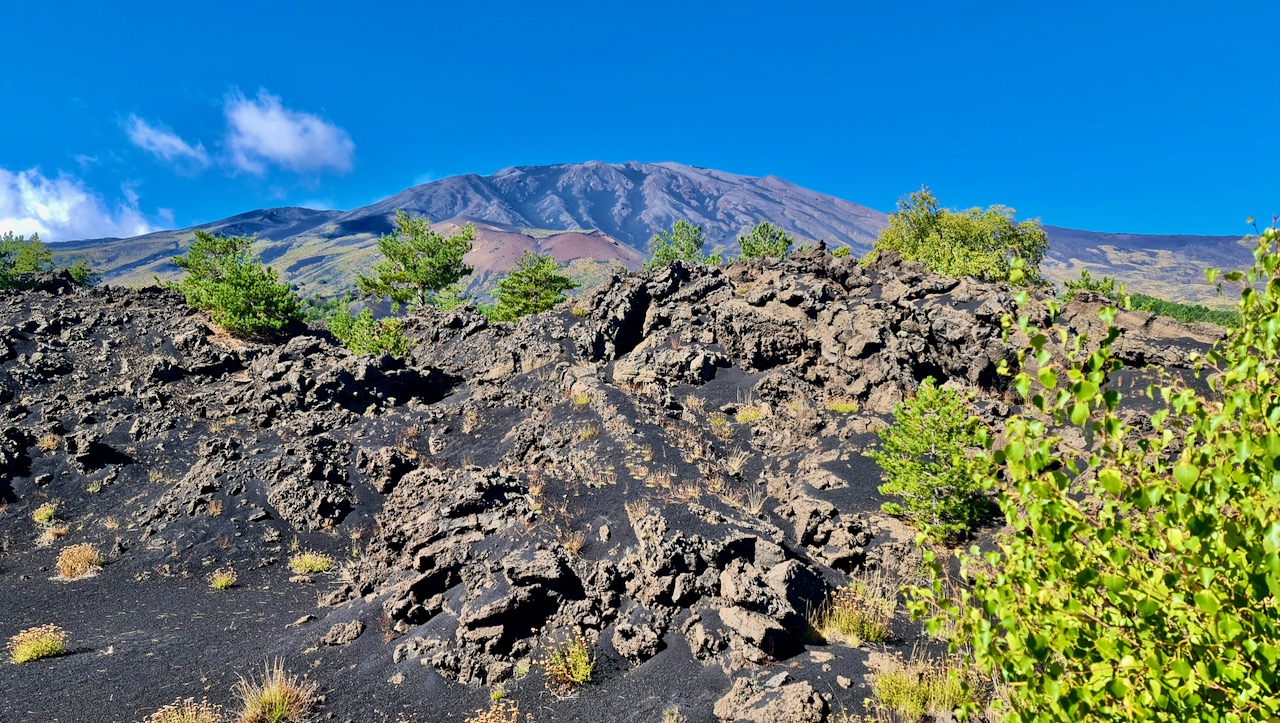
[141,698,225,723]
[555,527,587,557]
[234,660,316,723]
[210,567,238,590]
[287,552,334,575]
[36,433,60,453]
[734,405,767,424]
[709,415,734,439]
[7,624,68,663]
[811,568,897,645]
[869,655,975,722]
[826,398,860,414]
[465,699,530,722]
[723,448,751,477]
[56,543,103,580]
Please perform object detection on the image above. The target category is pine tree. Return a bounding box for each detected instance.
[357,210,476,310]
[491,251,578,321]
[737,221,793,259]
[865,377,989,542]
[645,220,722,269]
[169,230,301,337]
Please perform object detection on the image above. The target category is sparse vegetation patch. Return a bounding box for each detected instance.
[234,660,316,723]
[288,552,334,575]
[56,543,103,580]
[7,624,68,663]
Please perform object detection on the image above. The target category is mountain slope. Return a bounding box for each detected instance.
[51,161,1251,305]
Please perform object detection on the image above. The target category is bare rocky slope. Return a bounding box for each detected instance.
[0,252,1222,722]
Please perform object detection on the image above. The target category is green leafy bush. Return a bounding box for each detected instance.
[866,377,989,542]
[169,230,301,337]
[737,221,793,259]
[645,220,723,268]
[490,250,578,322]
[831,246,851,258]
[1061,268,1120,301]
[326,305,412,358]
[871,187,1048,284]
[357,210,475,310]
[914,228,1280,720]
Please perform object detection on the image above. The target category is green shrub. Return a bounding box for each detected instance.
[866,377,989,542]
[1061,268,1120,301]
[871,187,1048,284]
[645,220,723,268]
[542,630,595,691]
[737,221,793,259]
[326,304,412,358]
[831,246,851,258]
[7,624,67,663]
[288,552,333,575]
[357,210,475,310]
[913,228,1280,720]
[169,231,301,337]
[490,251,578,322]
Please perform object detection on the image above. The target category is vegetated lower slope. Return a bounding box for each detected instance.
[50,161,1253,304]
[0,253,1221,722]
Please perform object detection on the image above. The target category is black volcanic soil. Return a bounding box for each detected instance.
[0,253,1222,723]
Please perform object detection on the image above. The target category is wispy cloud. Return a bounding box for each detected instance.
[124,114,211,173]
[0,167,155,241]
[224,90,354,176]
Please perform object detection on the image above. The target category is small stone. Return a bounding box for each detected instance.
[836,675,852,689]
[321,620,365,646]
[765,672,791,688]
[287,615,316,628]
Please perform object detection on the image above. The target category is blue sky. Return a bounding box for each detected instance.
[2,1,1276,241]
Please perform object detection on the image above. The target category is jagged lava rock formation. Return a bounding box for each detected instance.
[0,254,1222,722]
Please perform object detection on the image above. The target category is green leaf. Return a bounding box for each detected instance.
[1194,590,1220,616]
[1172,464,1199,488]
[1038,367,1058,390]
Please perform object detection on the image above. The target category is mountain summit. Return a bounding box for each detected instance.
[53,161,1249,304]
[342,161,888,251]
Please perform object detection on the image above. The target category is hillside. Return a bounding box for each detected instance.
[51,161,1251,304]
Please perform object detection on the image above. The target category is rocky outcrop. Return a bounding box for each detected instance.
[0,252,1219,722]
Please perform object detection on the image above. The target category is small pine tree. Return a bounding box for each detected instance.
[65,259,102,286]
[327,304,413,358]
[738,221,793,259]
[865,377,989,542]
[645,221,722,269]
[491,251,578,322]
[357,210,476,310]
[12,233,53,273]
[170,230,301,337]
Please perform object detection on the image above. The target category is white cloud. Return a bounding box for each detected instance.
[0,167,156,241]
[224,90,354,175]
[125,114,211,172]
